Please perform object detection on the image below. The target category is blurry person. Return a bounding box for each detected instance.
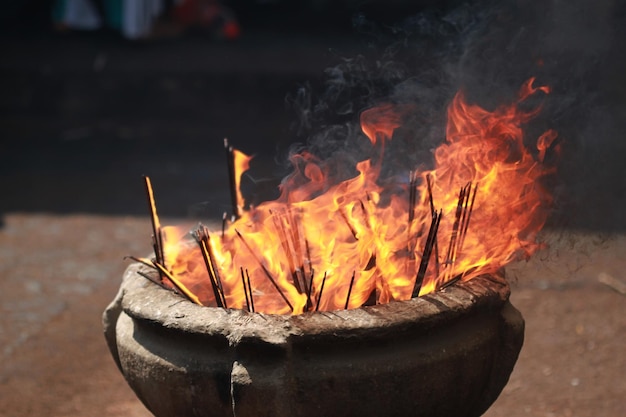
[52,0,239,40]
[172,0,240,39]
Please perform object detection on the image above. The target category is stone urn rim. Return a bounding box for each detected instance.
[115,263,511,346]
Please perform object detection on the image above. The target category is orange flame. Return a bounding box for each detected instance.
[156,78,558,314]
[233,149,253,214]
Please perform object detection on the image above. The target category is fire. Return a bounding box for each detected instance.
[225,139,253,218]
[144,78,559,315]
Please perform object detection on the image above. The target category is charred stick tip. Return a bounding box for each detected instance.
[344,271,356,310]
[245,269,255,313]
[413,209,442,297]
[241,267,251,312]
[137,270,170,290]
[225,139,239,219]
[194,229,225,308]
[338,208,358,240]
[315,271,328,312]
[439,274,462,290]
[426,173,436,215]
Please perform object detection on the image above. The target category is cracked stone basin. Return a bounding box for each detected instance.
[103,263,524,417]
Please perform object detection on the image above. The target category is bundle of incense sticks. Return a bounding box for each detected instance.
[133,152,479,313]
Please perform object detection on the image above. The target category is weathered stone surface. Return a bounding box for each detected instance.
[103,263,524,417]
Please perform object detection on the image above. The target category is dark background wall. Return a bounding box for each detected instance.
[1,0,624,231]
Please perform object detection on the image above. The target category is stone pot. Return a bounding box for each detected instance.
[103,263,524,417]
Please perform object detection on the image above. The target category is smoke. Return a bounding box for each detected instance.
[283,0,626,231]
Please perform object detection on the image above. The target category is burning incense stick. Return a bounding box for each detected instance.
[412,209,442,297]
[304,238,313,279]
[305,269,315,311]
[193,227,227,308]
[143,176,165,268]
[244,268,255,313]
[126,256,158,270]
[426,174,436,215]
[129,256,185,294]
[358,199,373,233]
[444,185,467,270]
[426,174,440,276]
[205,232,228,308]
[298,237,314,312]
[271,210,303,294]
[286,207,308,294]
[241,267,251,312]
[458,183,478,253]
[408,170,418,225]
[137,270,171,290]
[153,262,204,306]
[406,170,420,275]
[344,271,356,310]
[224,138,240,219]
[439,273,463,291]
[338,207,358,240]
[315,271,328,312]
[235,229,294,312]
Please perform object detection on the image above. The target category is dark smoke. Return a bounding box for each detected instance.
[284,0,626,232]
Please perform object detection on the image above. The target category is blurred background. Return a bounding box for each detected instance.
[1,0,625,226]
[0,1,624,416]
[0,0,470,220]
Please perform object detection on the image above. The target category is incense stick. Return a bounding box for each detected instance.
[406,171,419,276]
[338,207,358,240]
[439,274,462,290]
[344,271,356,310]
[412,209,442,298]
[458,183,478,253]
[358,199,373,233]
[224,138,239,219]
[193,228,226,308]
[235,229,294,312]
[426,174,436,215]
[136,270,171,290]
[287,207,307,296]
[131,254,197,295]
[241,267,251,312]
[153,262,203,306]
[245,268,255,313]
[143,176,165,269]
[304,238,313,280]
[426,174,440,276]
[301,239,314,312]
[455,183,471,258]
[126,256,158,270]
[315,271,328,312]
[204,229,228,309]
[305,268,315,312]
[444,185,466,272]
[364,254,376,271]
[271,210,302,294]
[408,170,417,223]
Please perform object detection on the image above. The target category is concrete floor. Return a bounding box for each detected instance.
[0,214,623,417]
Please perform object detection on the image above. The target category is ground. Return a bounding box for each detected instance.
[0,214,623,417]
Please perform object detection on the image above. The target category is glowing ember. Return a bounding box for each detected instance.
[140,78,559,315]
